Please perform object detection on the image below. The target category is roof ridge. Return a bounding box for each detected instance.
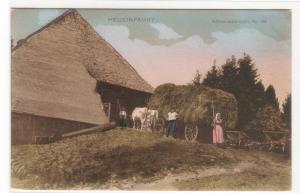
[12,9,154,93]
[71,11,154,91]
[12,9,77,52]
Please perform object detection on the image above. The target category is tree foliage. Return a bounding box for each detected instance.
[202,64,221,89]
[234,54,261,128]
[265,85,280,110]
[245,105,286,141]
[220,56,238,94]
[198,53,283,130]
[282,94,291,130]
[253,81,266,111]
[246,105,285,131]
[192,70,202,86]
[196,53,283,130]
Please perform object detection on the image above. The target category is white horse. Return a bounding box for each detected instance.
[132,107,148,129]
[131,108,158,131]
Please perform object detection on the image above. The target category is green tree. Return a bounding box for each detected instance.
[201,54,279,130]
[192,70,202,86]
[282,94,291,130]
[245,105,285,141]
[202,63,221,89]
[253,81,266,111]
[219,56,238,94]
[265,85,279,110]
[218,55,265,128]
[235,54,260,129]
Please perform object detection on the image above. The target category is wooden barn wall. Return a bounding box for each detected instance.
[96,82,151,123]
[12,113,95,145]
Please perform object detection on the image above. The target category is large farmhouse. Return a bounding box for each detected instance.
[12,9,153,144]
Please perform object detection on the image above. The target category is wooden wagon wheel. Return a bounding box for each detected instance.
[184,124,199,142]
[154,118,165,134]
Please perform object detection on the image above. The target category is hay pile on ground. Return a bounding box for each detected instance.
[148,84,238,130]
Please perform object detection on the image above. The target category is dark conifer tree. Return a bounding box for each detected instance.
[202,61,221,89]
[282,93,291,130]
[219,56,238,94]
[200,53,280,130]
[235,54,260,129]
[192,70,202,86]
[265,85,280,110]
[253,81,266,111]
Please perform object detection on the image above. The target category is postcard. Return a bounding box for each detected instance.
[10,7,291,191]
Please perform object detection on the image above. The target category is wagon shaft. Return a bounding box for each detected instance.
[225,131,252,147]
[263,131,289,153]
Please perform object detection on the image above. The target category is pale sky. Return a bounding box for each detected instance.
[11,9,291,105]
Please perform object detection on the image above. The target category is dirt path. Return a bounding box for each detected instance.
[107,150,290,191]
[131,161,255,190]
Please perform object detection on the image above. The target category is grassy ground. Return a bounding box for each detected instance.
[11,128,291,190]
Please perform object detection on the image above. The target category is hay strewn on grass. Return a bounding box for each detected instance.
[11,128,237,189]
[148,84,238,130]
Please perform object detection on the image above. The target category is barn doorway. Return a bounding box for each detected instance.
[96,81,152,124]
[103,102,111,121]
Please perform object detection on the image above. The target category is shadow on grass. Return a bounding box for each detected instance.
[91,141,232,183]
[11,131,235,189]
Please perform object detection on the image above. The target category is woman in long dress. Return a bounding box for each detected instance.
[212,113,224,145]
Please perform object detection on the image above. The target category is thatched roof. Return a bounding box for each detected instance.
[13,9,153,94]
[12,47,109,124]
[12,10,105,124]
[12,9,154,124]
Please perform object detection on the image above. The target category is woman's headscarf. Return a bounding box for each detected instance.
[215,113,221,120]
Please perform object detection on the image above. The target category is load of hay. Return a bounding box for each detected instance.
[148,83,238,131]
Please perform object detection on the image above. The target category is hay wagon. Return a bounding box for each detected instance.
[148,84,238,142]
